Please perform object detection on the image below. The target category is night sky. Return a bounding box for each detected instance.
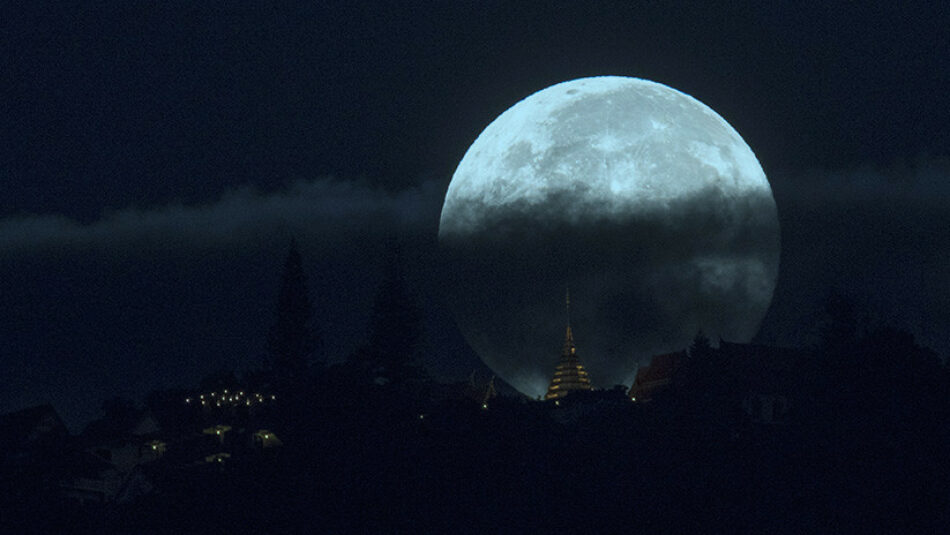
[2,2,948,430]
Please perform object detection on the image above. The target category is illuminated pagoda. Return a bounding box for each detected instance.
[545,289,593,400]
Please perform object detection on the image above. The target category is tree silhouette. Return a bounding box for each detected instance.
[688,330,713,360]
[352,244,423,384]
[267,240,317,381]
[817,290,861,360]
[680,330,731,424]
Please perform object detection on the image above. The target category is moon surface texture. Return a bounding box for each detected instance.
[439,76,779,398]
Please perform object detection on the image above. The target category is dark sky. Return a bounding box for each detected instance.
[2,2,948,429]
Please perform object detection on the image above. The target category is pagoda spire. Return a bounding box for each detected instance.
[545,287,592,400]
[563,286,575,356]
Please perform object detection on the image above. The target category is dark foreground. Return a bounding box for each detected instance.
[3,328,949,533]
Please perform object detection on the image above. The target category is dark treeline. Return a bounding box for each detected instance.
[2,252,949,533]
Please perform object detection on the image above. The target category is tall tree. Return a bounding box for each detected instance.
[818,291,859,358]
[353,243,423,384]
[688,330,713,360]
[268,240,317,380]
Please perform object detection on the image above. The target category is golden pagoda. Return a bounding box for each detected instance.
[545,289,593,400]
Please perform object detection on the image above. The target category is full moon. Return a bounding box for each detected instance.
[439,76,779,398]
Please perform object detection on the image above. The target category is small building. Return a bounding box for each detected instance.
[717,340,799,424]
[202,424,232,444]
[742,394,791,424]
[205,452,231,464]
[130,413,161,437]
[144,439,167,456]
[252,430,283,449]
[0,404,69,468]
[57,450,125,505]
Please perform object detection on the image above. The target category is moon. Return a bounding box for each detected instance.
[439,76,779,398]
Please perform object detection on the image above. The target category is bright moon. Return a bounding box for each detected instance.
[439,76,779,398]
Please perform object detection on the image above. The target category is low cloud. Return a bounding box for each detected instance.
[772,157,950,209]
[0,177,450,429]
[0,179,446,253]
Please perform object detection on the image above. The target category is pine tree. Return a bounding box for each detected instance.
[819,291,858,358]
[267,240,317,381]
[354,244,423,384]
[689,330,713,360]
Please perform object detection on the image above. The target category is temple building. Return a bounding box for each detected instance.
[628,350,686,402]
[545,290,593,400]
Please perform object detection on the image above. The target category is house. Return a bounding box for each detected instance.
[0,404,69,469]
[57,450,125,504]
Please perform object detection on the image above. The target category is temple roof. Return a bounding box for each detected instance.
[634,351,686,385]
[629,350,686,401]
